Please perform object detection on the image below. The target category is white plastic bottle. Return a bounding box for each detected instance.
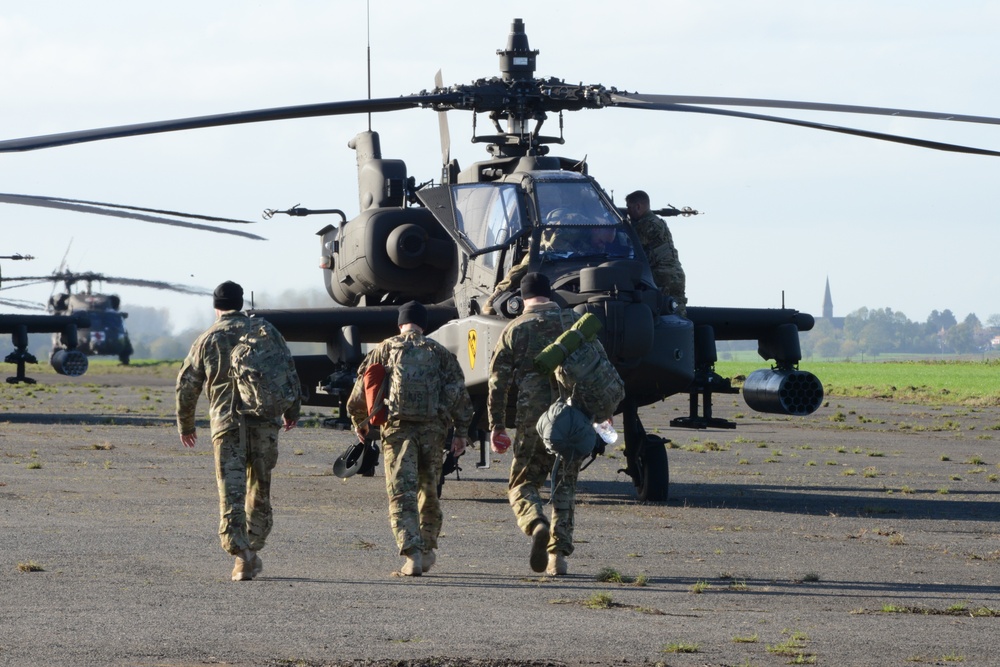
[592,419,618,445]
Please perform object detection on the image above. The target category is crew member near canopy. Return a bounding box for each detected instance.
[625,189,687,316]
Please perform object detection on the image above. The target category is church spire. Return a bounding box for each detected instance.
[823,277,833,319]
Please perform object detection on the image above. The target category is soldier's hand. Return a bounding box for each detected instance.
[282,416,297,432]
[355,423,369,443]
[181,432,197,449]
[490,427,511,454]
[451,436,467,457]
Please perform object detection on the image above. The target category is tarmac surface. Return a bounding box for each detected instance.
[1,366,998,666]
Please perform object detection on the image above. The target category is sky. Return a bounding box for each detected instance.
[1,1,998,333]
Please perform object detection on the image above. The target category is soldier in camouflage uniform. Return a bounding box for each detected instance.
[625,189,687,316]
[175,281,300,581]
[347,301,473,577]
[488,272,583,576]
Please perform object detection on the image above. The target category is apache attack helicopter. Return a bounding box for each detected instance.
[3,19,1000,499]
[2,269,212,365]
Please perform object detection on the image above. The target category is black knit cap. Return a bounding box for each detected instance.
[213,281,244,311]
[397,300,428,330]
[520,272,551,299]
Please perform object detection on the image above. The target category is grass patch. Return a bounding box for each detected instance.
[690,580,711,594]
[662,641,699,654]
[17,561,44,572]
[876,602,999,616]
[594,567,648,586]
[583,593,614,609]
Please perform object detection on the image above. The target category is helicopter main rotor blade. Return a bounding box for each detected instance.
[614,94,1000,127]
[0,193,267,240]
[2,272,211,295]
[434,70,451,168]
[0,279,53,291]
[89,276,213,295]
[609,95,1000,157]
[0,297,46,311]
[0,94,459,153]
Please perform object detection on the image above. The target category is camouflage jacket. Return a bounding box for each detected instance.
[176,311,300,437]
[347,330,473,434]
[488,301,581,430]
[632,210,681,271]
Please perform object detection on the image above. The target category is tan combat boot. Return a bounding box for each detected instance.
[421,549,437,574]
[399,550,423,577]
[231,550,256,581]
[546,552,568,576]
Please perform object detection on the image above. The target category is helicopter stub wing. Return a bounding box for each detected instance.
[249,305,459,344]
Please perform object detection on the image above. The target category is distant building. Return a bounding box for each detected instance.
[819,277,845,329]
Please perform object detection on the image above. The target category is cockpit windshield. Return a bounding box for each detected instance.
[535,180,634,261]
[450,183,524,258]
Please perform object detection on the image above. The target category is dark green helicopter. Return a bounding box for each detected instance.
[2,269,211,366]
[3,19,1000,499]
[0,199,263,384]
[0,254,90,383]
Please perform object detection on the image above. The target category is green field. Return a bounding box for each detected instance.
[6,357,998,408]
[717,359,1000,407]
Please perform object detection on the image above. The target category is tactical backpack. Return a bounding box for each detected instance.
[384,336,442,422]
[230,321,301,419]
[535,312,625,423]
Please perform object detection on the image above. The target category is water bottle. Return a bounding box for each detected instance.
[593,419,618,445]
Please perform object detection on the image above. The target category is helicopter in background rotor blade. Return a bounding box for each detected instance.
[2,269,211,366]
[0,195,263,383]
[3,19,1000,500]
[0,255,89,383]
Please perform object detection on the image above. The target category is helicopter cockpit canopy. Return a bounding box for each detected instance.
[430,170,634,266]
[449,182,527,263]
[532,176,634,262]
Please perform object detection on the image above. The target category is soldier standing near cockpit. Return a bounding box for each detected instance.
[625,189,687,316]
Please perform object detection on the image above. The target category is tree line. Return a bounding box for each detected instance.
[6,300,998,365]
[799,308,998,359]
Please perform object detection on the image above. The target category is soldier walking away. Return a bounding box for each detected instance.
[488,272,585,576]
[348,300,473,576]
[625,189,687,316]
[176,281,301,581]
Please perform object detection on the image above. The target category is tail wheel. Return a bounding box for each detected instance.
[635,436,669,502]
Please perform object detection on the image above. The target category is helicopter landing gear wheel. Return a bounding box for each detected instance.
[119,336,133,365]
[621,399,670,502]
[634,436,669,503]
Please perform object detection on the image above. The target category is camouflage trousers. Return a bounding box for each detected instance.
[380,420,448,556]
[213,422,280,555]
[508,422,583,556]
[651,256,687,314]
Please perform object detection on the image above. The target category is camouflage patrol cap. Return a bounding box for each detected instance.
[213,281,244,311]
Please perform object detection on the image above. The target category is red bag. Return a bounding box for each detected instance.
[363,363,388,427]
